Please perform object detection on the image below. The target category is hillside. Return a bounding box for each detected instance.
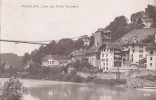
[0,53,23,66]
[114,28,156,44]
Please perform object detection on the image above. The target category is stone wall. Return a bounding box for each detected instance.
[131,69,156,77]
[126,77,156,88]
[96,73,116,79]
[77,72,117,79]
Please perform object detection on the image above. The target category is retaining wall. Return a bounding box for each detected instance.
[127,77,156,88]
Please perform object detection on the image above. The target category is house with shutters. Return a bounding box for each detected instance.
[86,28,112,68]
[69,49,87,62]
[42,55,68,67]
[99,43,122,71]
[146,33,156,71]
[114,28,156,66]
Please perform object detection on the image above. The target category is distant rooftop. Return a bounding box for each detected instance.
[86,42,122,54]
[42,55,67,61]
[114,28,156,44]
[146,42,156,50]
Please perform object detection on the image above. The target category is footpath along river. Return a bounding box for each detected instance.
[0,78,156,100]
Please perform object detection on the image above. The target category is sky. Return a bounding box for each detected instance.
[0,0,155,56]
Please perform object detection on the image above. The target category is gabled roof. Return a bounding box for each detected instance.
[86,45,101,54]
[122,42,149,46]
[95,28,111,33]
[71,49,86,56]
[146,42,156,50]
[99,43,122,51]
[86,43,122,54]
[114,28,156,44]
[42,55,67,61]
[102,35,111,40]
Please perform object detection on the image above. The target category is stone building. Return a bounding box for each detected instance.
[146,33,156,71]
[86,28,111,68]
[42,55,68,67]
[99,43,122,71]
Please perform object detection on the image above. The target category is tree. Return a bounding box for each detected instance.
[131,11,144,23]
[1,77,24,100]
[70,60,93,71]
[73,38,84,50]
[145,4,156,27]
[22,53,30,65]
[130,11,145,29]
[55,38,74,55]
[44,40,57,55]
[0,61,5,74]
[105,16,130,41]
[27,63,41,75]
[145,4,156,21]
[89,33,95,47]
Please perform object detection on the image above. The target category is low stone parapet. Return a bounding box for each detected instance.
[77,72,117,79]
[126,77,156,88]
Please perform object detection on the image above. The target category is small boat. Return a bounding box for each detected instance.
[137,87,156,92]
[143,87,156,89]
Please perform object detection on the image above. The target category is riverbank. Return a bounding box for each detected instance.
[0,73,127,86]
[0,78,88,88]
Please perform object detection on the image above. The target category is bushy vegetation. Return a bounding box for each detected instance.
[137,75,156,82]
[91,79,127,86]
[1,78,24,100]
[67,60,94,72]
[23,38,87,64]
[84,76,97,83]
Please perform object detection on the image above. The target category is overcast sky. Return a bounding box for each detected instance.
[1,0,155,56]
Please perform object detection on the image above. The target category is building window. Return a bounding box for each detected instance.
[101,59,105,62]
[139,50,143,53]
[133,49,135,53]
[106,59,108,62]
[106,67,108,70]
[150,57,152,61]
[132,45,135,48]
[139,55,143,58]
[139,46,143,48]
[150,63,152,67]
[131,54,133,62]
[103,63,105,66]
[150,51,153,55]
[106,54,108,57]
[103,67,105,70]
[106,63,108,66]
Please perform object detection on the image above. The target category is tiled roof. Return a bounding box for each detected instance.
[114,28,156,44]
[100,43,122,50]
[42,55,67,61]
[86,45,101,54]
[122,42,149,46]
[146,42,156,50]
[71,49,86,56]
[42,55,52,61]
[86,43,122,54]
[106,43,122,50]
[58,60,68,64]
[95,28,111,33]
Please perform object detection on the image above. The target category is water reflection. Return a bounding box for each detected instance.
[23,84,156,100]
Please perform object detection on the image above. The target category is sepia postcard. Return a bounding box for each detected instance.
[0,0,156,100]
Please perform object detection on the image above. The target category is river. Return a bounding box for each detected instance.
[20,79,156,100]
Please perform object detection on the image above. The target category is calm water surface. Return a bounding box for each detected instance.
[23,82,156,100]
